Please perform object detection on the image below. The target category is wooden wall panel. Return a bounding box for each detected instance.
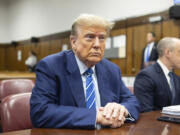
[6,46,17,71]
[132,24,147,75]
[0,46,6,70]
[61,38,71,50]
[162,20,180,37]
[38,41,50,61]
[126,27,133,75]
[49,40,62,55]
[109,58,126,74]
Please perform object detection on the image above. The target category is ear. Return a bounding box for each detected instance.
[165,48,172,58]
[70,35,77,51]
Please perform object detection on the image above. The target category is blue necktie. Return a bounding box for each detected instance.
[168,72,176,104]
[145,45,150,62]
[84,68,96,109]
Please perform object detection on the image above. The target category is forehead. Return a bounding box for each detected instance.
[147,33,153,37]
[77,26,107,35]
[175,41,180,49]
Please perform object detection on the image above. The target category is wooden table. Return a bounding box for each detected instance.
[0,72,35,81]
[1,111,180,135]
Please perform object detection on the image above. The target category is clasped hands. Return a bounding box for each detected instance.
[96,102,128,128]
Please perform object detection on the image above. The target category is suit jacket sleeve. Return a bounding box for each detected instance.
[134,71,156,112]
[30,60,96,129]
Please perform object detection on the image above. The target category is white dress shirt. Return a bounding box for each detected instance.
[25,55,37,67]
[75,55,101,109]
[144,42,155,62]
[157,59,172,90]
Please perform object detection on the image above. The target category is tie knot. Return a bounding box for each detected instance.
[168,72,173,78]
[84,68,93,76]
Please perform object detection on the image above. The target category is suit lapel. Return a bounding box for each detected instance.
[155,63,172,103]
[65,51,86,107]
[95,61,111,106]
[171,73,179,104]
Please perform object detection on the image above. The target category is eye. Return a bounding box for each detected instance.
[85,34,95,41]
[99,35,106,42]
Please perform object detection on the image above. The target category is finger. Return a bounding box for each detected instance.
[121,105,129,117]
[97,111,112,126]
[112,104,119,118]
[124,108,129,117]
[111,120,122,128]
[103,103,113,118]
[105,103,116,119]
[116,121,122,128]
[99,107,104,111]
[110,122,117,128]
[102,103,109,116]
[118,107,125,120]
[112,108,118,118]
[120,116,125,125]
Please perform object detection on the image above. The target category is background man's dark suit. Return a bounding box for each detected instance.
[141,43,158,69]
[30,50,140,129]
[134,62,180,112]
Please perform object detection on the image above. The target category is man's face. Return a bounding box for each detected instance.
[146,33,155,43]
[168,42,180,69]
[71,26,107,67]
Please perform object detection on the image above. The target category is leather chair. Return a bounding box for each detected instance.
[0,79,34,101]
[0,93,32,132]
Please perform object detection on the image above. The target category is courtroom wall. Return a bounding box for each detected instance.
[2,11,180,76]
[0,0,10,43]
[1,0,173,43]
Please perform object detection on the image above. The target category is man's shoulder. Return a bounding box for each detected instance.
[41,50,73,62]
[100,58,119,69]
[97,59,121,76]
[138,63,158,77]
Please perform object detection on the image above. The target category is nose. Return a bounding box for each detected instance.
[93,37,100,48]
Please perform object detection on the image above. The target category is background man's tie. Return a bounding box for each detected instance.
[84,68,96,109]
[168,72,176,104]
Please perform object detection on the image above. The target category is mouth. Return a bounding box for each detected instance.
[90,52,101,57]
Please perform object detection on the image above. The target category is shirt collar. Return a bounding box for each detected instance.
[157,59,171,76]
[148,42,154,47]
[75,55,95,75]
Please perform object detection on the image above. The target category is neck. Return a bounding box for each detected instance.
[159,57,173,71]
[147,41,154,44]
[84,61,96,68]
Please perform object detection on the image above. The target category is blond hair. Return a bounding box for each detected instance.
[71,14,114,36]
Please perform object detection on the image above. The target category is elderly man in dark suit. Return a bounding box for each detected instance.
[30,14,140,129]
[141,32,158,69]
[135,37,180,112]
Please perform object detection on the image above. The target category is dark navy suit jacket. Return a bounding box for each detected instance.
[141,43,158,69]
[134,62,180,112]
[30,50,140,129]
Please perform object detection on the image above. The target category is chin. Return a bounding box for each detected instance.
[88,57,102,65]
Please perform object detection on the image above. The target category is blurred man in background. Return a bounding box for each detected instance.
[141,32,158,69]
